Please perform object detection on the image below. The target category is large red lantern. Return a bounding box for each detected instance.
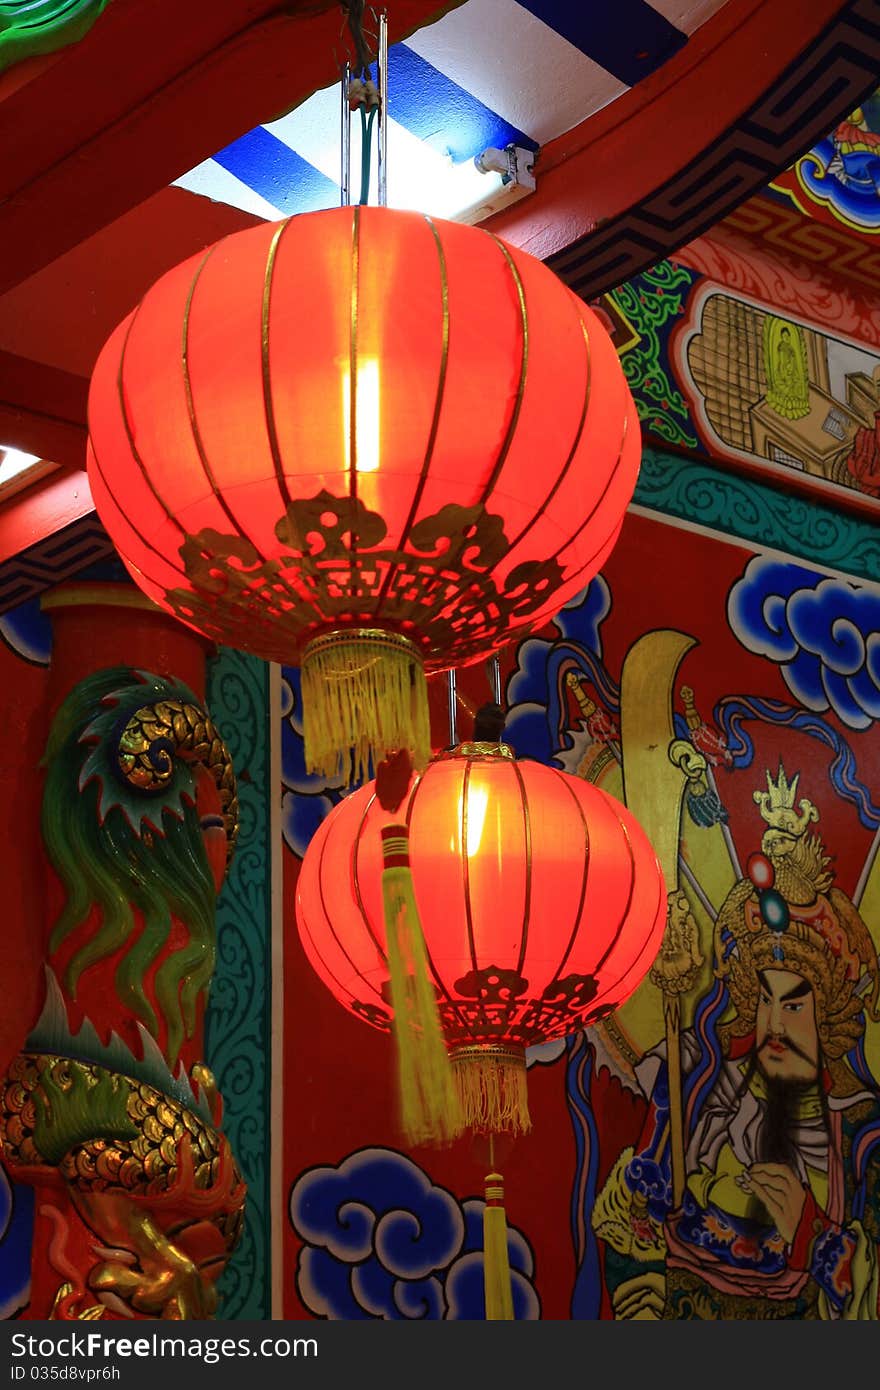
[295,742,666,1136]
[87,207,640,782]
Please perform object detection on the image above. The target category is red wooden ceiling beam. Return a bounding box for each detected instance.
[0,0,461,296]
[0,350,88,468]
[0,188,262,382]
[0,463,93,568]
[484,0,854,260]
[0,0,329,201]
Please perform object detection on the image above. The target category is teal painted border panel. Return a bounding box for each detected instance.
[635,447,880,583]
[204,650,272,1319]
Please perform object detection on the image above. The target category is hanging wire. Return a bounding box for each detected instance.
[341,0,374,79]
[340,1,382,206]
[359,105,377,204]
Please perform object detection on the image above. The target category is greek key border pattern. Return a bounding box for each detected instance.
[551,0,880,301]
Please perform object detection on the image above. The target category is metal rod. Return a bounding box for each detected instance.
[340,61,351,207]
[377,9,388,207]
[490,656,502,706]
[447,669,458,748]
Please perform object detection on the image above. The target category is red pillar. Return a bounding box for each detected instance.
[19,583,217,1320]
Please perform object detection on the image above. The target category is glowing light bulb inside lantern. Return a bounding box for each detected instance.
[341,358,381,473]
[463,782,489,858]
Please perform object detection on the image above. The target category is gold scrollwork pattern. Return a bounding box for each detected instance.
[164,492,567,666]
[117,699,239,861]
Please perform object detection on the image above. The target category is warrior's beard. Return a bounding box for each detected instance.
[739,1046,828,1167]
[756,1071,816,1166]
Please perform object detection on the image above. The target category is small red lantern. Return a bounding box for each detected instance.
[87,207,640,783]
[296,742,666,1135]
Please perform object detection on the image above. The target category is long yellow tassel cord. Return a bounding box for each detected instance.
[301,628,431,785]
[483,1147,515,1321]
[381,823,462,1146]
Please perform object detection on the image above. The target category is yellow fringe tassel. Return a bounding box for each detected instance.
[381,826,462,1146]
[301,628,430,786]
[483,1172,514,1321]
[450,1045,531,1136]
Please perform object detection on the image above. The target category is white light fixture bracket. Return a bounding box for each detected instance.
[474,144,537,192]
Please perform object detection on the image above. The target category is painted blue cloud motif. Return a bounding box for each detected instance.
[0,597,51,666]
[728,557,880,730]
[290,1148,539,1320]
[0,1167,33,1319]
[280,667,352,858]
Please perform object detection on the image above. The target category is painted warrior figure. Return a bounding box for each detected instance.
[0,668,245,1319]
[594,765,880,1318]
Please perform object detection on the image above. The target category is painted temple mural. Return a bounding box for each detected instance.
[3,81,880,1323]
[2,479,880,1322]
[588,256,880,505]
[680,291,880,494]
[279,505,880,1320]
[771,89,880,235]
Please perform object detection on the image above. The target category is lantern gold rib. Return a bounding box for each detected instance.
[183,245,289,588]
[511,758,532,982]
[460,758,479,978]
[310,816,386,1012]
[592,814,637,980]
[261,219,295,514]
[460,758,494,1039]
[477,236,529,511]
[505,313,592,557]
[373,215,451,621]
[548,412,631,569]
[537,769,592,994]
[618,859,666,995]
[116,304,189,547]
[183,242,265,537]
[87,434,190,592]
[350,786,391,971]
[405,767,474,1039]
[257,219,332,631]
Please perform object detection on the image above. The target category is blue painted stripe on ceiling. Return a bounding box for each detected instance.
[516,0,687,88]
[214,126,338,215]
[388,43,538,163]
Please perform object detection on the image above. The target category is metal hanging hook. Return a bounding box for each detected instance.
[339,7,387,208]
[340,59,351,206]
[447,669,458,748]
[377,9,387,206]
[489,656,502,706]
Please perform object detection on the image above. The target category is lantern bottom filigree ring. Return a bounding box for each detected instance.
[300,627,431,783]
[449,1042,530,1136]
